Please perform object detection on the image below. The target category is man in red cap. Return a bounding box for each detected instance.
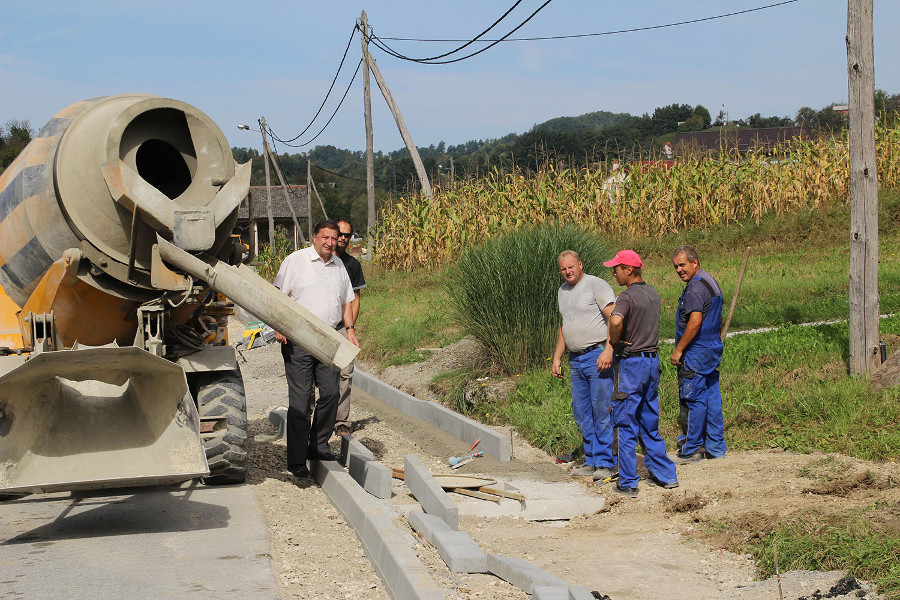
[603,250,678,498]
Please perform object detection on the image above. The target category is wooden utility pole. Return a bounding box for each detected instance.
[308,171,329,221]
[847,0,880,376]
[366,51,433,198]
[259,116,276,246]
[307,159,313,241]
[265,145,307,248]
[361,11,376,254]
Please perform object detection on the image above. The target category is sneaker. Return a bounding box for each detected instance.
[334,425,352,437]
[677,451,705,465]
[611,484,638,498]
[592,467,616,481]
[571,464,596,476]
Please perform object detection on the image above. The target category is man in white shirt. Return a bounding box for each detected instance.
[274,220,359,479]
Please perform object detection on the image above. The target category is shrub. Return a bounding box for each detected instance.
[446,225,612,374]
[255,226,296,281]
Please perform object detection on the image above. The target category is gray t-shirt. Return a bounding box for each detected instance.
[611,281,660,353]
[558,274,616,352]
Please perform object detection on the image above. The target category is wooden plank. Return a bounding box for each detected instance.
[448,488,502,502]
[477,486,525,502]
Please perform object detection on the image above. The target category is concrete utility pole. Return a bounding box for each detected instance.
[360,11,376,255]
[847,0,880,376]
[258,116,276,246]
[366,52,433,199]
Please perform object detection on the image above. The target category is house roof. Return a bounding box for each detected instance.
[238,185,309,220]
[673,127,809,153]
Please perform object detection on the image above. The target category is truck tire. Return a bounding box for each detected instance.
[196,370,249,485]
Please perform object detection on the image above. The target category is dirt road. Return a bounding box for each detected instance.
[235,324,895,600]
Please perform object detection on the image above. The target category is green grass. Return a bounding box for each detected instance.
[356,265,462,366]
[749,505,900,599]
[357,189,900,595]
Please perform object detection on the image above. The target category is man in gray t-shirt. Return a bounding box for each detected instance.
[551,250,617,480]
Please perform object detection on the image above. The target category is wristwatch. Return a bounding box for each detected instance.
[346,325,355,330]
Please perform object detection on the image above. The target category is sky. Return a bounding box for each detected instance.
[2,1,899,154]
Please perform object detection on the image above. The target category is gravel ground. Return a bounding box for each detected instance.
[232,319,892,600]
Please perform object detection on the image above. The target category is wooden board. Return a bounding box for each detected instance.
[431,474,496,489]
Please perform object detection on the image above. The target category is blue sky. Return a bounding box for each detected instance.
[2,1,899,153]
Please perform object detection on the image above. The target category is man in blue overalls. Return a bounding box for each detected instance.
[670,245,727,463]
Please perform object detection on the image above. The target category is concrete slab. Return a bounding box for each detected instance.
[453,478,605,521]
[309,459,445,600]
[404,455,458,530]
[0,482,280,599]
[354,369,510,461]
[487,554,567,594]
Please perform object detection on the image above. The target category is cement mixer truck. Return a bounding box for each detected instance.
[0,94,358,496]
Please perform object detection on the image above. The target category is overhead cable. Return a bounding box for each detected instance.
[267,24,358,144]
[375,0,799,44]
[369,0,553,65]
[266,57,363,148]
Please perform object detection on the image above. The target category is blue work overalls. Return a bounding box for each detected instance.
[612,353,678,489]
[675,277,727,458]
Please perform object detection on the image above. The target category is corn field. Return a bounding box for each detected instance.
[374,122,900,270]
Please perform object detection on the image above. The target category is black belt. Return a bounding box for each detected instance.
[621,351,658,358]
[569,343,603,358]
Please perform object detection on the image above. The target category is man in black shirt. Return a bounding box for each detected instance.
[333,217,366,436]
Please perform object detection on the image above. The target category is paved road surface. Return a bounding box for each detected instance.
[0,482,279,600]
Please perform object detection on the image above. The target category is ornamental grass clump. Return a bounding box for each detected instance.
[446,225,611,375]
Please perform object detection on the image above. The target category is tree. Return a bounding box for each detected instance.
[692,104,712,129]
[0,120,33,171]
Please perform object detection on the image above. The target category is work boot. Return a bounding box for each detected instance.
[570,464,596,476]
[592,467,615,481]
[676,451,705,465]
[611,484,638,499]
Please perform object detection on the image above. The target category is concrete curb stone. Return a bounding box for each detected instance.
[404,455,458,530]
[407,511,487,573]
[308,459,445,599]
[487,554,567,594]
[354,369,511,461]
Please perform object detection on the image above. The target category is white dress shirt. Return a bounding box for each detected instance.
[273,246,354,327]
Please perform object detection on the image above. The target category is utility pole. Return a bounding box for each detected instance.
[366,49,433,199]
[265,144,307,248]
[360,11,375,255]
[847,0,880,376]
[307,159,313,241]
[259,116,276,246]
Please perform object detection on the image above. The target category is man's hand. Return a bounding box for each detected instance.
[274,331,287,344]
[347,328,360,347]
[551,356,564,378]
[670,348,683,366]
[597,345,614,371]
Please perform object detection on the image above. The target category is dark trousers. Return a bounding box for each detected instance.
[281,342,340,469]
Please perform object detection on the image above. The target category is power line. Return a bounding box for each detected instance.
[375,0,799,43]
[268,25,358,144]
[311,162,370,183]
[266,57,363,148]
[369,0,553,65]
[364,1,525,63]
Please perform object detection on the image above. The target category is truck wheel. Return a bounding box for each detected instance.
[196,370,249,485]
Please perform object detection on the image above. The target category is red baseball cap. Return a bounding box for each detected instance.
[603,249,644,268]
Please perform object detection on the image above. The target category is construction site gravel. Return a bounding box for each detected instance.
[234,319,898,600]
